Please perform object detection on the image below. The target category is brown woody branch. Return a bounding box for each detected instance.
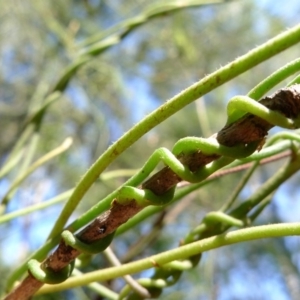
[4,85,300,300]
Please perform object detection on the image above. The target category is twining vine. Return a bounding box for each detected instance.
[4,14,300,300]
[5,84,300,300]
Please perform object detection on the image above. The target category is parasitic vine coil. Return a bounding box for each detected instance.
[25,85,300,293]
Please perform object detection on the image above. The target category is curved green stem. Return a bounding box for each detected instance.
[227,95,297,127]
[36,222,300,293]
[7,24,300,290]
[219,160,259,212]
[104,247,151,299]
[48,23,300,240]
[61,231,115,255]
[6,132,295,291]
[27,260,74,284]
[248,58,300,100]
[203,211,244,227]
[287,74,300,86]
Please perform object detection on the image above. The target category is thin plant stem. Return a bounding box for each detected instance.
[37,222,300,293]
[0,189,73,224]
[103,247,151,298]
[0,138,72,206]
[48,23,300,240]
[248,58,300,100]
[219,161,259,212]
[71,269,118,300]
[0,92,61,179]
[7,24,300,289]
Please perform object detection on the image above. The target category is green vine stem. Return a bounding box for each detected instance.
[185,150,300,244]
[127,149,300,298]
[5,85,300,294]
[6,83,300,300]
[5,24,300,297]
[48,23,300,239]
[115,142,293,237]
[78,0,225,48]
[1,2,225,185]
[36,222,300,293]
[219,130,300,212]
[103,247,151,298]
[0,170,141,234]
[219,160,260,212]
[248,58,300,100]
[71,268,118,300]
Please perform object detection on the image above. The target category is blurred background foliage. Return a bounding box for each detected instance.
[1,0,300,299]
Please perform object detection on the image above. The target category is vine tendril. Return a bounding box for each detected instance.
[26,85,300,298]
[27,260,74,285]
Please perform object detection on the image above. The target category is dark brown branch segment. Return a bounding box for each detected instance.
[5,85,300,300]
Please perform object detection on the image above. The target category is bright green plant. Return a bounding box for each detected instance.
[2,2,300,300]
